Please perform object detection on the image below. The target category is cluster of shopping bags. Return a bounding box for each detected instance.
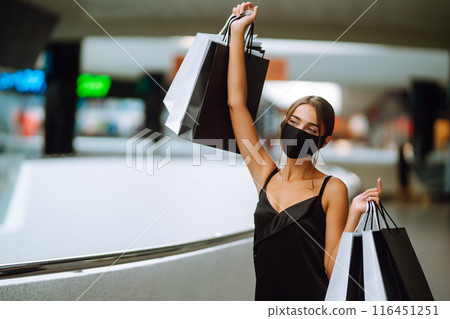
[325,200,434,301]
[163,13,269,153]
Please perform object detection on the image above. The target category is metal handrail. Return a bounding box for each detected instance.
[0,229,253,280]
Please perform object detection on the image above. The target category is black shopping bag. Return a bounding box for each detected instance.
[372,203,434,301]
[179,40,269,153]
[346,235,365,300]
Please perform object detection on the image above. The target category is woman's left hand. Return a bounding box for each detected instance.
[349,177,383,216]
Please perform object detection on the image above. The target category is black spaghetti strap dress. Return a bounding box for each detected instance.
[253,166,331,301]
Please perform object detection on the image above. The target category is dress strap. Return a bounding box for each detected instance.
[318,175,332,198]
[262,166,279,190]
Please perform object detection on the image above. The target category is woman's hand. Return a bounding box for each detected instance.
[231,2,259,32]
[349,177,383,217]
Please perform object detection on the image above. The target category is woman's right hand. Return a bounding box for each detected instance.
[231,2,259,32]
[349,177,383,218]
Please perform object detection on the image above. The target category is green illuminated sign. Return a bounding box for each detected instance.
[77,74,111,98]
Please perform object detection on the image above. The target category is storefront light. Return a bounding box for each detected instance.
[0,69,47,94]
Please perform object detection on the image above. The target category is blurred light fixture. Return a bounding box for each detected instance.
[333,139,353,156]
[0,69,46,94]
[403,143,414,162]
[348,114,369,138]
[76,73,111,98]
[179,36,195,50]
[262,80,342,115]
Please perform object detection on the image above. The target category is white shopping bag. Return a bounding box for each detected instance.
[362,201,388,301]
[164,34,214,134]
[325,208,369,301]
[324,232,356,300]
[163,35,210,114]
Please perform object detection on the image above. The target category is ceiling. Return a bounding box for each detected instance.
[21,0,450,49]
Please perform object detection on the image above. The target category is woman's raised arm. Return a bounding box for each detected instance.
[227,2,276,194]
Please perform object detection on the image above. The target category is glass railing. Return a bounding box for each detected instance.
[0,229,253,280]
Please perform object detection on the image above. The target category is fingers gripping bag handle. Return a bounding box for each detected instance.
[364,200,387,232]
[355,199,386,233]
[218,10,254,35]
[354,200,370,234]
[219,11,255,49]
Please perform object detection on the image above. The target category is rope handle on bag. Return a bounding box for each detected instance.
[245,23,255,57]
[354,200,370,234]
[364,201,385,232]
[218,14,236,36]
[355,195,399,233]
[356,199,389,233]
[363,200,398,232]
[218,10,254,35]
[363,200,376,231]
[218,11,256,53]
[375,201,399,231]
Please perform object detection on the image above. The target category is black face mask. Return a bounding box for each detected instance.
[280,122,320,159]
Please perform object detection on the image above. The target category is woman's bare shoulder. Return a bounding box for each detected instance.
[322,176,349,215]
[327,176,348,192]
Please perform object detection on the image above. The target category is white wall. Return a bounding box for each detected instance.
[0,155,256,264]
[80,36,449,87]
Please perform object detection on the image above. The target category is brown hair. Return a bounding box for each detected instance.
[276,95,335,188]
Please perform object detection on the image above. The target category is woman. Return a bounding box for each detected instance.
[227,2,383,301]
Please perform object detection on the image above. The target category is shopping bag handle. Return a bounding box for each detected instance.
[354,200,370,233]
[218,10,254,36]
[244,23,255,56]
[377,201,399,230]
[218,14,236,36]
[368,200,383,231]
[219,12,256,54]
[367,200,399,232]
[356,198,398,233]
[358,200,386,232]
[362,200,378,231]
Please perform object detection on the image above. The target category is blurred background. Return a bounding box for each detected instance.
[0,0,448,300]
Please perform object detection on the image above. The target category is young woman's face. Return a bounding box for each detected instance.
[285,103,320,136]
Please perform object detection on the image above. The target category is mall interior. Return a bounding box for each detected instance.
[0,0,449,301]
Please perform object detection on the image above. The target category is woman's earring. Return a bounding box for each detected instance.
[312,151,319,166]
